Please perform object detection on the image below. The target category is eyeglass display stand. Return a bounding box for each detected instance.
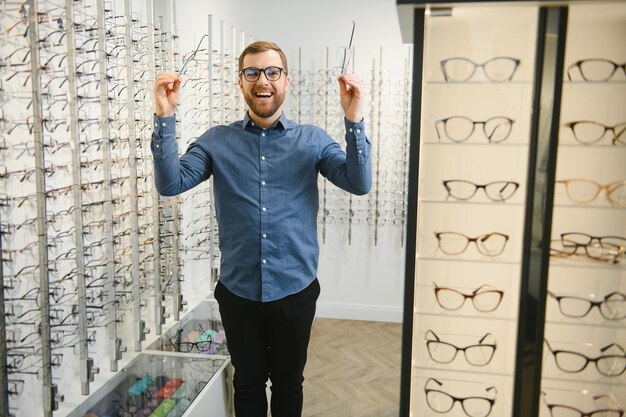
[539,3,626,415]
[66,299,233,417]
[399,2,626,417]
[404,4,538,416]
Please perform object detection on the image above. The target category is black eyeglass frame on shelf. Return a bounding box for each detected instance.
[424,377,497,417]
[443,180,520,202]
[544,340,626,377]
[433,282,504,313]
[424,329,497,366]
[547,290,626,321]
[566,58,626,82]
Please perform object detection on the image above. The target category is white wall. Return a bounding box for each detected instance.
[161,0,410,322]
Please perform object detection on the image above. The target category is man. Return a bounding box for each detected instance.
[151,41,371,417]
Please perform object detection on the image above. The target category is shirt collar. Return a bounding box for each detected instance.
[242,112,295,131]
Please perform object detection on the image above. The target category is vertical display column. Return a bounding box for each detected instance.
[409,6,538,417]
[539,3,626,415]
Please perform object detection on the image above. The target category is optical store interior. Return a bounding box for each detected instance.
[0,0,624,416]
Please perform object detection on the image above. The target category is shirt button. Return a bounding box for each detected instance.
[154,122,158,127]
[262,259,267,264]
[262,207,267,212]
[161,122,166,127]
[349,128,353,132]
[262,234,267,238]
[261,181,266,185]
[356,129,361,133]
[358,149,362,154]
[156,144,160,148]
[261,133,265,137]
[261,156,266,160]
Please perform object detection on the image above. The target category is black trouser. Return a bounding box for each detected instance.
[214,278,320,417]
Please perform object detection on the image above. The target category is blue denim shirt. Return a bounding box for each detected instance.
[151,112,372,302]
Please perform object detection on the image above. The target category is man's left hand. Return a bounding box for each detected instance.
[338,74,364,123]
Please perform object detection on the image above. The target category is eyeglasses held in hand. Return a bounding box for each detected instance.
[564,120,626,145]
[434,231,509,257]
[425,330,496,366]
[540,391,625,417]
[179,34,208,76]
[544,340,626,377]
[424,378,497,417]
[548,290,625,321]
[566,59,626,82]
[552,233,626,264]
[557,179,626,207]
[334,20,355,76]
[435,116,515,143]
[440,56,520,82]
[443,180,519,202]
[433,283,504,312]
[239,66,286,82]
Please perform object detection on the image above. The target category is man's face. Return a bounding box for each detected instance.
[238,50,289,122]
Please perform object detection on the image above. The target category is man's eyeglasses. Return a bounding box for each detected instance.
[544,340,626,377]
[434,231,509,257]
[424,378,497,417]
[548,290,625,321]
[564,120,626,146]
[443,180,519,202]
[425,330,496,366]
[435,116,515,143]
[239,66,286,82]
[433,283,504,313]
[440,56,520,82]
[567,58,626,82]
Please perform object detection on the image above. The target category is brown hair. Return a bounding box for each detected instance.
[238,41,288,75]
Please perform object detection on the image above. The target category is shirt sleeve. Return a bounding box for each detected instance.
[151,114,212,196]
[317,118,372,195]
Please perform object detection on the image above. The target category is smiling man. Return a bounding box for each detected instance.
[151,41,372,417]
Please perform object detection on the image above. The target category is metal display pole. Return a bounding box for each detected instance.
[145,0,164,333]
[0,211,8,417]
[26,1,61,415]
[123,0,147,352]
[207,15,219,290]
[96,0,122,373]
[373,47,383,247]
[63,0,91,395]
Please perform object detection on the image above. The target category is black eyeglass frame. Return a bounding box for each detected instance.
[425,329,497,366]
[424,378,497,417]
[440,56,521,82]
[239,66,287,82]
[544,340,626,376]
[547,290,626,321]
[443,180,520,202]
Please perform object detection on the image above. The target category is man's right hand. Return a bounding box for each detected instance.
[154,72,181,117]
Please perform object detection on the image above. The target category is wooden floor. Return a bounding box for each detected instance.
[301,318,402,417]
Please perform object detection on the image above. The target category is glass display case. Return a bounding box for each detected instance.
[399,1,625,417]
[146,300,228,357]
[67,353,228,417]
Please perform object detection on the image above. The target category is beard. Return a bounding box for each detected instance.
[243,88,286,119]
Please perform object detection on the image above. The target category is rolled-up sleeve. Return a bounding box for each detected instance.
[151,114,211,196]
